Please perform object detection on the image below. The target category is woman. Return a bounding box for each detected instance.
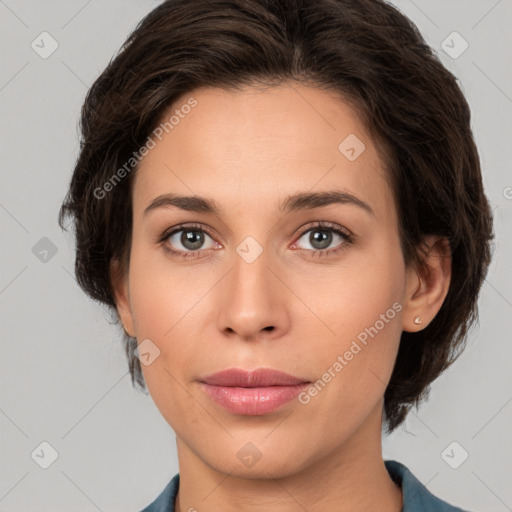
[59,0,494,510]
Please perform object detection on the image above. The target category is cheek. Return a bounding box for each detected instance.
[300,246,405,398]
[127,255,198,423]
[127,245,204,337]
[126,250,215,391]
[305,244,404,341]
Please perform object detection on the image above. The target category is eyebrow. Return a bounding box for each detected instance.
[143,190,374,217]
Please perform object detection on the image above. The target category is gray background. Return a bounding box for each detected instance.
[0,0,511,510]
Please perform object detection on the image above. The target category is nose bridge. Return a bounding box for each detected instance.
[217,237,287,339]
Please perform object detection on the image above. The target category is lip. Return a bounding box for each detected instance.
[201,367,308,387]
[199,368,310,415]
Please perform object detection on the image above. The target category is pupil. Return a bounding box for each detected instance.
[311,230,331,249]
[182,230,204,250]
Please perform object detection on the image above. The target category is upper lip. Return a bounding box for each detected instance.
[200,368,310,387]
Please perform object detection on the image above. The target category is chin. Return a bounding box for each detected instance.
[209,454,306,481]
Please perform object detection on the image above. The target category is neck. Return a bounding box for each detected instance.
[174,406,402,512]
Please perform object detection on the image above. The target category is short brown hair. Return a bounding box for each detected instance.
[59,0,494,432]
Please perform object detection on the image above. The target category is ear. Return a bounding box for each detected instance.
[110,258,136,338]
[402,235,452,332]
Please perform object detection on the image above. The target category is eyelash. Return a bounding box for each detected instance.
[157,221,354,260]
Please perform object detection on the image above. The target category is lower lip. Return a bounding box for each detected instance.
[199,383,310,415]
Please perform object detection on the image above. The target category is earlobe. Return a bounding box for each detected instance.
[110,259,136,338]
[402,236,452,333]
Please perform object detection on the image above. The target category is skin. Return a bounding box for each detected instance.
[112,82,451,512]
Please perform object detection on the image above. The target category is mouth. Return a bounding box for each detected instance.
[199,368,311,415]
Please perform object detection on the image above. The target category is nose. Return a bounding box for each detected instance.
[216,247,290,342]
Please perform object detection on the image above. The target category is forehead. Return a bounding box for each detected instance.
[132,83,394,221]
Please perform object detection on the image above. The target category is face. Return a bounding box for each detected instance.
[115,82,412,478]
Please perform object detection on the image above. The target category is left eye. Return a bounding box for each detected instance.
[293,226,349,252]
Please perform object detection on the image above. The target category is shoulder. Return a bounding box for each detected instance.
[385,459,474,512]
[139,473,180,512]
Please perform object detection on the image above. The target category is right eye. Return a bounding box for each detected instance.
[159,223,220,259]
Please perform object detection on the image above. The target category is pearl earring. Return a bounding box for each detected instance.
[413,315,422,325]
